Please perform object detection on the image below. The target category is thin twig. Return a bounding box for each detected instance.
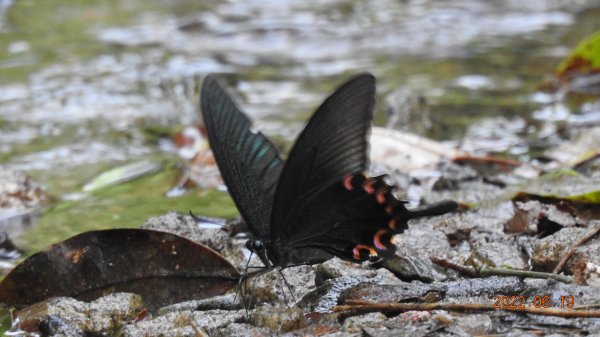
[453,155,522,168]
[553,225,600,274]
[478,267,572,283]
[430,257,572,283]
[333,301,600,318]
[573,303,600,310]
[430,256,477,277]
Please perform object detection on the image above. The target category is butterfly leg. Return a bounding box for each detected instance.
[278,274,288,304]
[278,267,297,304]
[237,250,257,315]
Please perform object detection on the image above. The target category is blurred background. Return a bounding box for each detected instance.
[1,0,599,255]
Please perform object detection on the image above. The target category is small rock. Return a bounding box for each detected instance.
[191,309,246,334]
[123,310,209,337]
[300,259,402,312]
[319,332,361,337]
[532,226,600,274]
[580,262,600,287]
[390,219,455,282]
[210,323,272,337]
[298,276,363,313]
[469,237,528,269]
[316,258,398,285]
[159,293,242,315]
[38,315,85,337]
[14,293,143,335]
[453,314,492,335]
[250,305,306,332]
[141,211,245,267]
[505,200,579,235]
[444,276,525,299]
[343,312,387,332]
[236,264,318,308]
[380,255,441,282]
[125,309,245,336]
[363,322,440,337]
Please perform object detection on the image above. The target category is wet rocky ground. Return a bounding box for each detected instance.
[5,192,600,336]
[3,120,600,335]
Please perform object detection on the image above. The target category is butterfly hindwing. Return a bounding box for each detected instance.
[272,173,396,263]
[271,172,458,264]
[201,75,284,240]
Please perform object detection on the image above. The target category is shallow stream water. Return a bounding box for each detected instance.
[1,0,599,253]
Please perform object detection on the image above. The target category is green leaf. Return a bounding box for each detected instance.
[556,30,600,78]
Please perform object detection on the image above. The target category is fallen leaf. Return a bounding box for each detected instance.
[369,127,463,172]
[82,161,162,192]
[543,30,600,94]
[0,228,240,311]
[513,170,600,204]
[556,31,600,82]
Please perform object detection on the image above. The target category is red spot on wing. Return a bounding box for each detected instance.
[363,179,376,194]
[342,175,354,190]
[373,229,389,251]
[388,218,397,230]
[376,189,387,204]
[352,244,376,261]
[385,204,395,214]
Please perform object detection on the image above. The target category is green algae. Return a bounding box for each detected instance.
[18,163,238,255]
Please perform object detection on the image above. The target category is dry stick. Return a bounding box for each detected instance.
[553,225,600,274]
[430,257,573,283]
[453,155,523,168]
[430,256,478,277]
[333,301,600,318]
[478,267,573,283]
[574,303,600,310]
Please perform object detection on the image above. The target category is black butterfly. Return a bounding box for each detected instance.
[200,73,457,269]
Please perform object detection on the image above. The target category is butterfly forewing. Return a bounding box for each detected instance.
[201,75,284,240]
[270,74,376,255]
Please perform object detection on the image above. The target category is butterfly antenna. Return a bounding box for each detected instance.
[189,210,203,222]
[189,210,227,226]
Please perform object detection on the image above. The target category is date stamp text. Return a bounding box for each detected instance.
[493,295,575,309]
